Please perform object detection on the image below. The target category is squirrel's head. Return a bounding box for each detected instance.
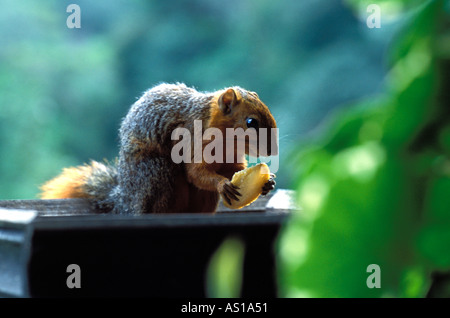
[212,87,278,157]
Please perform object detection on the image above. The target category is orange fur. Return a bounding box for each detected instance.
[40,164,94,199]
[183,88,275,194]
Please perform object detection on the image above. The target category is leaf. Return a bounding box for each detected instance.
[206,236,245,298]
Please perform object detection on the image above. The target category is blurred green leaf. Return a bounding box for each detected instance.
[206,237,245,298]
[278,0,449,298]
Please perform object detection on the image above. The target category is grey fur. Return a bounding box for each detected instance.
[84,83,214,214]
[82,83,271,214]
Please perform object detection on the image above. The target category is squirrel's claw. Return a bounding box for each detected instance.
[261,174,276,196]
[219,179,242,205]
[224,181,241,202]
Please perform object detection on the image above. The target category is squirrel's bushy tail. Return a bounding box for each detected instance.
[40,160,118,210]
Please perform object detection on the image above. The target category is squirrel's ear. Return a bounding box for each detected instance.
[218,88,238,114]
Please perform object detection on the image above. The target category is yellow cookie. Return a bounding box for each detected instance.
[223,163,271,209]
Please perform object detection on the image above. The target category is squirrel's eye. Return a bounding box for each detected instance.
[246,117,259,129]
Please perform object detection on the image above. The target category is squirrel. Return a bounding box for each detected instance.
[40,83,277,214]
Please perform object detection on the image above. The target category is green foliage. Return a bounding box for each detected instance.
[278,0,450,297]
[206,236,245,298]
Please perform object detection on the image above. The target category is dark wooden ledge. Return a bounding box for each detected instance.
[0,189,296,216]
[0,189,298,298]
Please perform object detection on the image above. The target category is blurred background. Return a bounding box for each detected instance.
[1,0,449,297]
[0,0,395,199]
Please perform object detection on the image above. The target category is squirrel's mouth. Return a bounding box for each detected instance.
[223,137,275,158]
[216,130,278,161]
[245,140,273,157]
[245,129,277,157]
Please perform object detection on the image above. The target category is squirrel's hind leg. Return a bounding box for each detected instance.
[116,156,179,214]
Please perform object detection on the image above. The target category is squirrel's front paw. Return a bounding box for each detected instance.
[261,173,276,196]
[218,179,241,206]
